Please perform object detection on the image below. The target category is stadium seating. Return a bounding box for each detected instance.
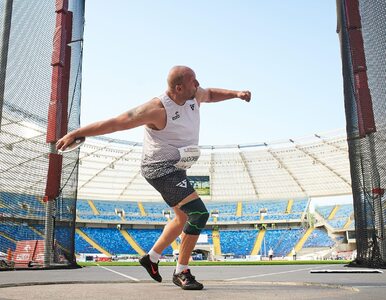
[0,192,45,218]
[92,200,121,215]
[141,202,169,214]
[32,224,73,251]
[219,230,258,256]
[264,213,302,221]
[115,201,140,215]
[76,200,93,214]
[291,199,309,212]
[316,203,354,230]
[243,200,288,215]
[315,205,334,219]
[2,193,347,259]
[73,228,174,255]
[127,229,173,255]
[73,198,309,224]
[75,232,101,254]
[78,214,122,221]
[303,228,334,248]
[0,222,42,241]
[125,215,166,223]
[259,228,303,257]
[0,235,16,253]
[328,219,347,229]
[206,202,237,215]
[334,204,353,218]
[81,228,136,255]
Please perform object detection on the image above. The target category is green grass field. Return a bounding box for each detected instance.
[78,260,351,267]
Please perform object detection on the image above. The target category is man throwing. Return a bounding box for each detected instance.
[56,66,251,290]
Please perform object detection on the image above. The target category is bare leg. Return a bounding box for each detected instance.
[178,233,199,265]
[152,192,199,254]
[152,206,187,254]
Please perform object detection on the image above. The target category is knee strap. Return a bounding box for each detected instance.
[180,198,209,235]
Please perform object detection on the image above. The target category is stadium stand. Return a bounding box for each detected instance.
[76,200,94,214]
[141,202,169,215]
[291,199,309,212]
[315,205,334,219]
[0,192,45,218]
[75,231,101,254]
[315,203,354,230]
[0,222,42,241]
[0,234,16,253]
[333,204,353,218]
[80,228,136,255]
[219,229,258,256]
[206,202,237,215]
[1,193,353,261]
[303,228,334,248]
[259,228,303,257]
[243,199,288,214]
[127,229,173,255]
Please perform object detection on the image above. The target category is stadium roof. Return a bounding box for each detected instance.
[77,129,351,202]
[0,111,351,202]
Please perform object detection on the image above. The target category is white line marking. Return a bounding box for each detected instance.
[310,269,383,273]
[226,265,335,281]
[97,264,140,282]
[354,286,386,288]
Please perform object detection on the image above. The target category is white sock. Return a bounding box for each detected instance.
[148,249,161,263]
[175,263,188,274]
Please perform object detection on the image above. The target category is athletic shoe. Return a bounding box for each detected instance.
[139,254,162,282]
[172,269,204,290]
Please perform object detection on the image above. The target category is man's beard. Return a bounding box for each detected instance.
[189,89,197,99]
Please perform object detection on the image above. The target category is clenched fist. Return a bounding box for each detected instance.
[237,91,251,102]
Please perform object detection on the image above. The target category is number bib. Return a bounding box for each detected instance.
[174,145,201,170]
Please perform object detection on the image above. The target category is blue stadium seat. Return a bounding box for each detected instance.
[128,229,173,255]
[259,229,302,257]
[75,232,101,254]
[291,199,309,213]
[0,235,16,253]
[220,230,258,256]
[303,228,334,248]
[81,228,136,255]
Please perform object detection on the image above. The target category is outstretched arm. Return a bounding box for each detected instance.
[56,98,164,151]
[195,87,251,104]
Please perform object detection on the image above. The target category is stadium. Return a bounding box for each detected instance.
[1,0,386,299]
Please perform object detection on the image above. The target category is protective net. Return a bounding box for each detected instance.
[337,0,386,267]
[0,0,84,268]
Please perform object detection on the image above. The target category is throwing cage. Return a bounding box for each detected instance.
[337,0,386,268]
[0,0,84,268]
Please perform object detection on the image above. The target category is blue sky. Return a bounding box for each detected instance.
[80,0,345,146]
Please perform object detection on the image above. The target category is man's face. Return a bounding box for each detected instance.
[181,71,199,100]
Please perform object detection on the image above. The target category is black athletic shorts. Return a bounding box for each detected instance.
[145,170,195,207]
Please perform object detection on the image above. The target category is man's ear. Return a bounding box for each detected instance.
[176,85,182,92]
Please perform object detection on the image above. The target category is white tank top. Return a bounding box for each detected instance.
[141,93,200,179]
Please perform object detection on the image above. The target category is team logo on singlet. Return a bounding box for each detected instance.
[190,104,195,111]
[176,179,187,188]
[172,111,180,120]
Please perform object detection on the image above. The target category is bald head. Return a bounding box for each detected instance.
[167,66,195,89]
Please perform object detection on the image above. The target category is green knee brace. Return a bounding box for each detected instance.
[180,198,209,235]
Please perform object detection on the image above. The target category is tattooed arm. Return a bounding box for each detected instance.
[56,98,166,152]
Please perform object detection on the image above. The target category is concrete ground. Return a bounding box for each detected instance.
[0,264,385,299]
